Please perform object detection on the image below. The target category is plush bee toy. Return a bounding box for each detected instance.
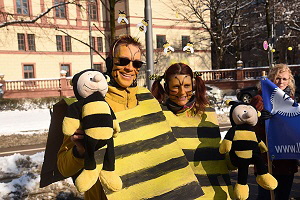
[63,69,122,193]
[137,19,148,33]
[183,41,194,53]
[219,101,277,200]
[163,41,174,54]
[117,10,129,24]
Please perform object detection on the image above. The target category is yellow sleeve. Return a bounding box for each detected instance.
[57,135,84,177]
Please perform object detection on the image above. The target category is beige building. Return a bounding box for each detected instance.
[0,0,211,85]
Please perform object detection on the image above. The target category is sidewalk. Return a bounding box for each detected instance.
[230,166,300,200]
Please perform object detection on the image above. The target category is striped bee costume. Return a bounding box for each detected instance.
[162,105,234,199]
[94,87,204,199]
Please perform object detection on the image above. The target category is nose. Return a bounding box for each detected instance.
[124,61,134,71]
[93,74,103,82]
[178,86,185,95]
[243,110,253,118]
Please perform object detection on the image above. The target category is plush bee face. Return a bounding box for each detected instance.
[76,70,109,98]
[231,104,259,126]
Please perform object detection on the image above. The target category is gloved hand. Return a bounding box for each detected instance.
[260,109,272,120]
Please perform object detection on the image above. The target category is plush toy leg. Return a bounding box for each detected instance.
[234,183,249,200]
[256,173,278,190]
[100,170,123,191]
[75,165,102,193]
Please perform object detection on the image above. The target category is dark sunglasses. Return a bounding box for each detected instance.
[114,57,144,69]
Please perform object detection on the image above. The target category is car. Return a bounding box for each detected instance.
[236,86,258,103]
[236,82,300,103]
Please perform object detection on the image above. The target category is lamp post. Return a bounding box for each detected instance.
[88,0,94,69]
[145,0,154,89]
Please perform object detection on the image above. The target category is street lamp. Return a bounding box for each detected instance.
[236,60,243,69]
[88,0,95,69]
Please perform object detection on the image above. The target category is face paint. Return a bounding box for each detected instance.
[168,74,193,106]
[111,44,142,88]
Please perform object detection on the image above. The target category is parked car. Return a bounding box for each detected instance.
[236,83,300,103]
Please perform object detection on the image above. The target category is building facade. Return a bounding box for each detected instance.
[0,0,211,84]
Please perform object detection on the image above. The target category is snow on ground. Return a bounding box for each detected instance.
[0,98,233,199]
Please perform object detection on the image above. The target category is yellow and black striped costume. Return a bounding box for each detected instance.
[63,91,120,192]
[162,105,234,199]
[94,87,204,199]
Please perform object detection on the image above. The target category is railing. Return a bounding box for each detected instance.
[1,65,299,99]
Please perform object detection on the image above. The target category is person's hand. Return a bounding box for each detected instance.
[260,109,272,120]
[71,129,85,157]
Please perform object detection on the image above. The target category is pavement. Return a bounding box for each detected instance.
[230,166,300,200]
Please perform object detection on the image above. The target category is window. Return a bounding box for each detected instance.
[56,35,63,51]
[97,37,103,52]
[65,36,72,52]
[156,35,166,48]
[182,36,190,49]
[56,35,72,52]
[18,33,36,51]
[24,65,34,79]
[16,0,29,15]
[61,64,71,77]
[55,0,66,18]
[89,1,98,21]
[18,33,25,50]
[93,64,106,72]
[27,34,35,51]
[91,37,96,49]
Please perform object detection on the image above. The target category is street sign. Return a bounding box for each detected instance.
[263,40,268,50]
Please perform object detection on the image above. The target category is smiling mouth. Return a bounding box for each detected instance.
[83,84,98,91]
[237,115,244,122]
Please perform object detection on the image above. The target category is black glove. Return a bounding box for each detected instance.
[260,109,272,120]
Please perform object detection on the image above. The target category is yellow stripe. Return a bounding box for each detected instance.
[85,127,113,139]
[114,121,171,146]
[62,117,80,136]
[233,130,258,141]
[107,166,198,200]
[82,101,111,118]
[196,186,233,200]
[116,98,161,122]
[177,138,221,149]
[189,160,230,175]
[163,108,219,127]
[114,142,184,176]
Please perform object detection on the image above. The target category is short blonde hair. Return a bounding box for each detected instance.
[268,64,295,97]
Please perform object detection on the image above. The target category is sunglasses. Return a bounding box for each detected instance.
[114,57,144,69]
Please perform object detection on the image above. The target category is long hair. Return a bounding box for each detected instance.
[151,63,208,114]
[268,64,295,97]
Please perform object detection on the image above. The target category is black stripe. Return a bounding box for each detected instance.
[172,127,221,139]
[195,174,232,186]
[136,92,154,101]
[146,181,204,199]
[183,148,225,161]
[232,141,258,151]
[94,131,176,163]
[205,107,216,112]
[106,156,190,194]
[120,111,166,132]
[82,114,113,129]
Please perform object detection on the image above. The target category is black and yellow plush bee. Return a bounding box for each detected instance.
[163,41,174,54]
[137,19,148,33]
[219,101,277,200]
[63,69,122,193]
[117,10,128,24]
[183,41,194,53]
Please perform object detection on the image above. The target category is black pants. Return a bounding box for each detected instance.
[256,174,295,200]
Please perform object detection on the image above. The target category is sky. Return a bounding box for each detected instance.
[0,104,232,198]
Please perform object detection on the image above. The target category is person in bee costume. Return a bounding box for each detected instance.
[219,101,278,200]
[151,62,234,199]
[62,69,122,193]
[40,36,204,200]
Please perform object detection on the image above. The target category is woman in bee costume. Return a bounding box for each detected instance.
[151,63,234,199]
[41,36,204,200]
